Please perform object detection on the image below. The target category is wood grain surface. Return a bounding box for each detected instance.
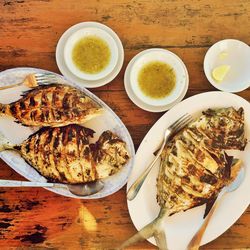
[0,0,250,249]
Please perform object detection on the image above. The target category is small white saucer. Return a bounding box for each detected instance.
[130,49,187,106]
[56,22,124,88]
[124,49,189,112]
[64,27,119,81]
[204,39,250,92]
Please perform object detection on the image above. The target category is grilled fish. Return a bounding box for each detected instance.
[0,84,103,127]
[0,125,129,184]
[121,107,247,249]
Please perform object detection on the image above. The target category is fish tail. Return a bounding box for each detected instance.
[0,103,6,115]
[154,229,168,250]
[0,132,15,152]
[119,209,168,250]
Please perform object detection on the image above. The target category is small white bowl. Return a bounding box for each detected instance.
[130,49,187,106]
[204,39,250,92]
[56,22,124,88]
[64,27,119,81]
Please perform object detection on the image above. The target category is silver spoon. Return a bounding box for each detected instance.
[187,165,245,250]
[0,179,104,196]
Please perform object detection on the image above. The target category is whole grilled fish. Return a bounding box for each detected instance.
[121,107,247,249]
[0,84,103,127]
[0,125,129,184]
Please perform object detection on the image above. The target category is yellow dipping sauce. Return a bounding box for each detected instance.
[72,36,111,74]
[138,61,176,99]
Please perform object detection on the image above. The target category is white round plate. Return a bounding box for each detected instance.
[127,91,250,250]
[130,49,187,106]
[124,49,189,112]
[204,39,250,92]
[64,27,119,81]
[56,22,124,88]
[0,67,135,199]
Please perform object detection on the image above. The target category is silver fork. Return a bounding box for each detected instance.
[0,73,57,90]
[127,113,193,201]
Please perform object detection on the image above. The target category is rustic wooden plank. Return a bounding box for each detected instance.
[0,0,250,249]
[1,0,250,47]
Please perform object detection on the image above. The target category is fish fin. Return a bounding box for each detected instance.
[20,85,45,96]
[20,89,32,96]
[203,196,217,218]
[203,158,242,219]
[0,131,15,152]
[119,222,156,249]
[119,227,168,250]
[224,153,234,179]
[21,84,57,94]
[119,208,168,249]
[14,120,29,127]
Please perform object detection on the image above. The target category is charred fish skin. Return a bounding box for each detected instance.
[0,84,103,127]
[191,107,247,150]
[157,107,247,216]
[0,125,130,184]
[21,124,96,184]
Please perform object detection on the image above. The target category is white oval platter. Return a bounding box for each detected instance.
[0,67,135,199]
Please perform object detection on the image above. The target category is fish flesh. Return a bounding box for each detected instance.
[92,130,130,179]
[0,124,129,184]
[157,107,246,215]
[121,107,247,249]
[0,84,103,127]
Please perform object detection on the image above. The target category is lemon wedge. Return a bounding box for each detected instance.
[212,65,231,82]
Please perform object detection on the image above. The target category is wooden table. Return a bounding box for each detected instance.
[0,0,250,249]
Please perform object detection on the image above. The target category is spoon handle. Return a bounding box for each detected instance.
[0,179,55,188]
[187,188,227,250]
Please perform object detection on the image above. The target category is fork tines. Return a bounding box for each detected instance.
[170,113,193,133]
[35,73,57,85]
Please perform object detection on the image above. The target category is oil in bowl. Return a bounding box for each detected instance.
[138,61,176,99]
[127,49,189,110]
[64,27,119,81]
[130,49,188,107]
[72,35,111,74]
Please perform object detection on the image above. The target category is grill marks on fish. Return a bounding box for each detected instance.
[0,84,103,127]
[18,125,129,184]
[196,107,246,150]
[29,96,36,107]
[157,107,247,215]
[62,93,71,109]
[121,108,247,250]
[21,125,94,183]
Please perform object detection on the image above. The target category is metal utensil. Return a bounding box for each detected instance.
[187,166,245,250]
[0,179,104,196]
[0,73,57,90]
[127,113,193,201]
